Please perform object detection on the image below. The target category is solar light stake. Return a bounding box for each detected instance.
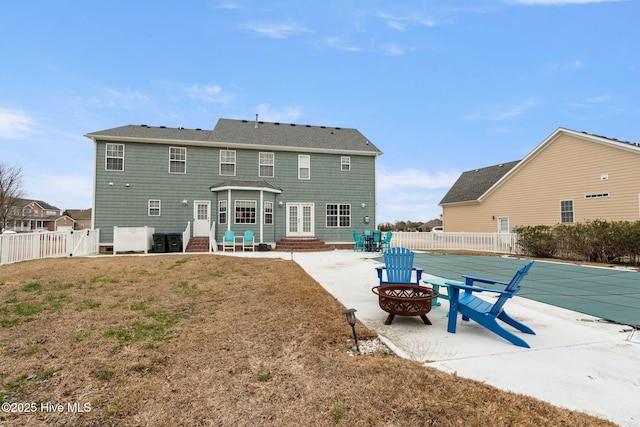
[343,308,360,353]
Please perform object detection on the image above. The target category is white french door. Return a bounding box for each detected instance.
[193,201,211,237]
[286,203,314,237]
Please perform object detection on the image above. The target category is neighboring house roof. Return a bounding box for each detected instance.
[64,209,92,221]
[12,198,61,212]
[209,179,282,193]
[85,118,383,156]
[440,127,640,206]
[440,161,519,204]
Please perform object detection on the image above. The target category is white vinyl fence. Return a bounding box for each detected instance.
[391,232,520,254]
[0,229,100,265]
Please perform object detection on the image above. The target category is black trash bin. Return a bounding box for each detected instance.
[167,232,183,252]
[153,233,167,253]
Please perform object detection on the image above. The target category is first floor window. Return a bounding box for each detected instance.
[219,200,227,224]
[169,146,186,173]
[235,200,256,224]
[326,203,350,227]
[148,200,161,216]
[560,200,574,223]
[264,201,273,225]
[105,143,124,171]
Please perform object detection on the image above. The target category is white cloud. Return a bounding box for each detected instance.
[377,168,458,192]
[79,88,149,109]
[381,42,405,56]
[24,173,92,210]
[186,84,235,104]
[375,10,439,31]
[243,21,311,39]
[324,36,362,52]
[255,103,302,123]
[0,109,35,139]
[463,100,537,121]
[567,93,613,108]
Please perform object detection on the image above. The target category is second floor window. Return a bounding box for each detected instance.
[169,147,186,174]
[259,152,274,177]
[298,155,310,180]
[105,143,124,171]
[220,150,236,176]
[341,156,351,171]
[560,200,574,223]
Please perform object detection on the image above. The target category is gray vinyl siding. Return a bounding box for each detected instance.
[94,141,376,245]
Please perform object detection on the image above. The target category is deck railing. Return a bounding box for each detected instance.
[0,229,100,265]
[390,231,520,254]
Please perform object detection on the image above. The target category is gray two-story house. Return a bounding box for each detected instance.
[85,118,382,252]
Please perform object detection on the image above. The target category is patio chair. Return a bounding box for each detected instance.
[222,230,235,252]
[446,260,535,348]
[353,230,366,252]
[380,230,392,251]
[242,230,255,252]
[375,247,423,285]
[373,230,382,251]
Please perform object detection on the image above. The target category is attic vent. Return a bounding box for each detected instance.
[585,193,610,199]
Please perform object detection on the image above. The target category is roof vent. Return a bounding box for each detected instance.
[290,123,296,126]
[275,122,280,125]
[160,126,166,128]
[255,114,259,129]
[335,127,341,130]
[140,124,148,127]
[305,125,311,127]
[196,128,202,131]
[321,126,326,129]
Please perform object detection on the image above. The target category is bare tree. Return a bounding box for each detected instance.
[0,163,25,231]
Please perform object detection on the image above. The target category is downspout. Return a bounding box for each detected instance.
[227,189,232,231]
[259,190,264,243]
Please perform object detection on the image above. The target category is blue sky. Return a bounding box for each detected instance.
[1,0,638,224]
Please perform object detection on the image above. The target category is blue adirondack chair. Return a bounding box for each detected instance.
[372,230,382,251]
[446,260,535,348]
[376,247,423,285]
[222,230,235,252]
[353,230,366,252]
[380,231,393,251]
[242,230,255,252]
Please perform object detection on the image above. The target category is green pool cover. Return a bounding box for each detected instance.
[378,252,640,327]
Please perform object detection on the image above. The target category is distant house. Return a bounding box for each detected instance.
[64,209,92,230]
[5,198,75,232]
[440,128,640,233]
[85,118,382,251]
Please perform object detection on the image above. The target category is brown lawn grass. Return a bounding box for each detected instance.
[0,254,616,426]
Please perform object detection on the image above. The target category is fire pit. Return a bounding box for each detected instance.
[371,285,439,325]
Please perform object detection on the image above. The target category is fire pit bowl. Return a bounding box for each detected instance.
[371,285,439,325]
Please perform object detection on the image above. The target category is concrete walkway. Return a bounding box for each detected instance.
[217,249,640,426]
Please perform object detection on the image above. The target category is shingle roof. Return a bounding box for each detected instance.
[86,119,382,156]
[439,160,520,205]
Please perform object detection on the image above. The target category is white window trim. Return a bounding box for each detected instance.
[219,200,227,224]
[264,201,274,225]
[148,199,161,217]
[105,143,125,171]
[298,154,310,180]
[169,146,187,174]
[219,149,236,176]
[259,152,275,178]
[341,156,351,172]
[326,203,351,228]
[234,200,257,224]
[560,199,574,224]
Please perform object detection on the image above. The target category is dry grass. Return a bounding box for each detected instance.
[0,254,616,426]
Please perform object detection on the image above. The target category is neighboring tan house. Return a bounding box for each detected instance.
[64,209,92,230]
[440,127,640,233]
[85,118,382,251]
[5,198,75,232]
